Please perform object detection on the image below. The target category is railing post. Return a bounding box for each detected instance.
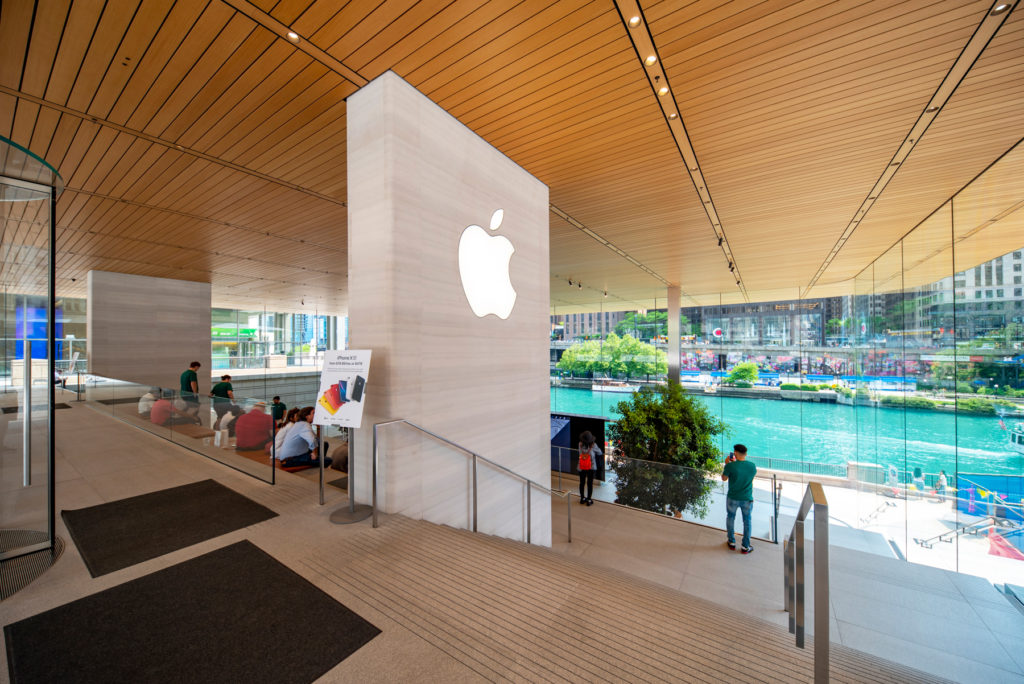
[566,492,572,543]
[772,474,779,543]
[472,453,478,533]
[795,517,805,648]
[372,423,379,528]
[814,497,830,683]
[784,537,793,626]
[526,483,531,544]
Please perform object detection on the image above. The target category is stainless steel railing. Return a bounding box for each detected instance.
[784,481,829,683]
[372,419,571,543]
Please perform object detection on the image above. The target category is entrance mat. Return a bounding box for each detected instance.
[92,396,139,405]
[4,540,380,683]
[61,479,277,577]
[1,403,71,414]
[327,476,348,490]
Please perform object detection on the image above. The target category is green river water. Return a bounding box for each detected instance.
[551,387,1024,477]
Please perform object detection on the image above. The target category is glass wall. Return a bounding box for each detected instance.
[1,136,61,561]
[549,141,1024,584]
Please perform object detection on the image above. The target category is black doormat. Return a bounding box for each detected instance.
[4,540,380,683]
[93,396,141,405]
[61,480,277,577]
[1,403,71,414]
[327,475,348,490]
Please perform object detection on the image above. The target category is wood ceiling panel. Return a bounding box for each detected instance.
[64,1,140,113]
[19,0,71,99]
[0,1,35,88]
[325,0,427,64]
[121,2,235,132]
[3,0,1021,317]
[266,0,316,26]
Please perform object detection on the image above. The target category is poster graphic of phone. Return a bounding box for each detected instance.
[313,350,371,428]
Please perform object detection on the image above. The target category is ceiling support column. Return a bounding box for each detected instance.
[667,286,680,384]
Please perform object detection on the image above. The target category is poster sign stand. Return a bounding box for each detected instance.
[311,350,374,524]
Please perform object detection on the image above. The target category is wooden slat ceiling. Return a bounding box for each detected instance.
[1,0,1021,315]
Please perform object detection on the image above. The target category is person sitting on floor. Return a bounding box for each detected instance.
[221,404,244,438]
[138,387,159,417]
[234,401,274,452]
[276,406,332,469]
[150,390,195,426]
[273,407,301,455]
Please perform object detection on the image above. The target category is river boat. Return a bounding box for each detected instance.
[592,379,639,393]
[1009,423,1024,456]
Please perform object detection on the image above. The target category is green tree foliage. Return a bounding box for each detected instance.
[556,333,667,377]
[726,362,759,385]
[608,383,727,518]
[613,312,693,339]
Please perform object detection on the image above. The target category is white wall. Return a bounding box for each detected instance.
[347,71,551,545]
[87,271,211,391]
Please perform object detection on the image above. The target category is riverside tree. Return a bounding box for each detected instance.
[726,362,759,385]
[608,382,727,518]
[556,333,667,378]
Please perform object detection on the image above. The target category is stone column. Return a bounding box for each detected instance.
[347,72,551,545]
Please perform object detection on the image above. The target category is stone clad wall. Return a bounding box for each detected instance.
[347,72,551,545]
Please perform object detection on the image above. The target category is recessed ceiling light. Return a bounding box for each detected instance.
[658,86,669,96]
[925,105,939,113]
[668,113,677,119]
[286,31,300,42]
[991,4,1010,15]
[645,55,657,66]
[628,16,641,27]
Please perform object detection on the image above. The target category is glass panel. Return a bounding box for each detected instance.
[0,135,64,194]
[607,455,778,543]
[1,175,53,558]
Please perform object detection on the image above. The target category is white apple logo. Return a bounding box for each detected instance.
[458,209,517,319]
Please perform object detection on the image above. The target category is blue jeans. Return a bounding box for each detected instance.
[726,498,753,548]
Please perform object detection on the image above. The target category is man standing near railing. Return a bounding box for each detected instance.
[722,444,756,554]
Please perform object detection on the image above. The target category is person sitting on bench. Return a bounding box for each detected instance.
[234,401,274,452]
[277,406,332,469]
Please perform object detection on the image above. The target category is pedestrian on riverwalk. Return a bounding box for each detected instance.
[722,444,757,554]
[577,431,602,506]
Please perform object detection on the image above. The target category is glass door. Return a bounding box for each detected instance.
[1,136,59,561]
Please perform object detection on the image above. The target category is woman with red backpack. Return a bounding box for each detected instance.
[577,431,602,506]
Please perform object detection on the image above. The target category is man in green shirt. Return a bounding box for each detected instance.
[180,361,201,423]
[210,374,234,429]
[270,396,287,425]
[721,444,756,553]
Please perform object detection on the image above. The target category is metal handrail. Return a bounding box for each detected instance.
[784,481,829,683]
[372,419,571,544]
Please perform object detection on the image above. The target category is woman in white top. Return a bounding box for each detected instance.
[273,407,300,454]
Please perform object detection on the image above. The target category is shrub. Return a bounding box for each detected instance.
[955,382,974,394]
[780,383,800,390]
[799,385,819,391]
[836,387,853,398]
[609,383,727,518]
[956,398,996,415]
[733,381,753,388]
[906,397,936,410]
[879,396,903,407]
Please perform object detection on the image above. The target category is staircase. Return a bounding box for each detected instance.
[305,514,946,683]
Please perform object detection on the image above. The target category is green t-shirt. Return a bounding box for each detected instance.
[211,381,232,403]
[723,459,757,502]
[180,369,198,399]
[271,401,287,421]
